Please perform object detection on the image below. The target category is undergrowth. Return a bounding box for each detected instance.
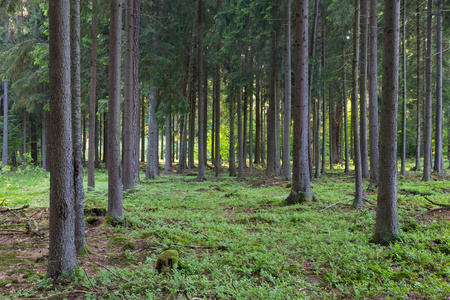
[1,161,450,299]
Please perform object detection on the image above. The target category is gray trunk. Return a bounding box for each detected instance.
[282,0,292,180]
[422,0,433,181]
[360,0,369,178]
[400,0,407,175]
[107,0,124,220]
[47,0,78,278]
[2,20,8,168]
[196,0,205,180]
[229,93,236,176]
[352,0,363,209]
[70,0,86,253]
[368,0,379,184]
[343,46,350,172]
[88,0,98,189]
[146,83,158,179]
[214,59,221,177]
[375,0,400,244]
[433,0,443,173]
[238,87,244,180]
[415,1,421,171]
[164,113,171,173]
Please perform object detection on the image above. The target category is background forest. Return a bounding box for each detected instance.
[0,0,449,298]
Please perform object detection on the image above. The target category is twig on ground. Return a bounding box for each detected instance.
[416,208,444,218]
[225,267,237,290]
[423,196,450,209]
[19,290,88,300]
[0,205,30,213]
[86,252,131,283]
[0,229,27,233]
[319,199,352,212]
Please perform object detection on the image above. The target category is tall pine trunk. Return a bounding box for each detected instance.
[2,20,8,168]
[433,0,443,173]
[282,0,292,180]
[238,87,244,180]
[107,0,124,220]
[400,0,407,175]
[229,93,236,177]
[47,0,78,278]
[374,0,400,245]
[415,1,421,171]
[360,0,369,178]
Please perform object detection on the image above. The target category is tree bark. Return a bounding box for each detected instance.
[368,0,379,184]
[70,0,85,253]
[400,0,407,175]
[229,93,236,177]
[133,0,141,181]
[107,0,124,220]
[359,0,369,178]
[282,0,292,180]
[285,0,314,204]
[214,59,221,177]
[164,113,171,173]
[2,20,8,169]
[375,0,400,245]
[343,46,349,173]
[415,1,421,171]
[254,76,261,164]
[352,0,363,209]
[433,0,443,173]
[47,0,78,278]
[146,82,158,179]
[238,87,244,180]
[422,0,433,181]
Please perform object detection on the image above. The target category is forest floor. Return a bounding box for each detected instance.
[0,162,450,299]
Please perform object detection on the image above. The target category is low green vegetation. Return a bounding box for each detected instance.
[1,163,450,299]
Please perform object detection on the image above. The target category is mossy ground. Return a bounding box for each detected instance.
[0,161,450,299]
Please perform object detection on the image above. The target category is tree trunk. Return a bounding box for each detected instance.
[164,113,171,173]
[243,87,248,169]
[215,58,221,177]
[146,82,158,179]
[415,1,421,171]
[42,111,48,170]
[275,32,282,176]
[87,0,98,189]
[343,46,349,172]
[2,21,8,168]
[360,0,369,178]
[422,0,433,181]
[196,0,205,180]
[267,32,278,177]
[433,0,443,173]
[141,96,145,162]
[47,0,78,278]
[282,0,292,180]
[70,0,85,253]
[368,0,379,184]
[261,88,266,167]
[314,96,321,178]
[229,93,236,177]
[352,0,363,209]
[285,0,314,204]
[374,0,400,245]
[254,76,261,164]
[321,22,327,175]
[238,87,244,180]
[107,0,124,220]
[400,0,407,175]
[249,48,254,172]
[133,0,141,181]
[23,112,27,165]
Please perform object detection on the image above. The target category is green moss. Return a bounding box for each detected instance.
[156,250,179,274]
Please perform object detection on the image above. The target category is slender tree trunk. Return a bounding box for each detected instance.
[23,112,27,165]
[261,93,266,167]
[188,64,196,170]
[433,0,443,173]
[146,82,158,179]
[275,32,282,176]
[70,0,85,253]
[415,1,421,171]
[267,32,277,176]
[254,76,261,164]
[314,96,321,178]
[243,87,248,169]
[368,0,379,184]
[229,93,236,177]
[321,23,327,175]
[47,0,78,278]
[103,112,107,165]
[285,0,314,204]
[423,0,433,181]
[164,113,171,173]
[141,96,145,162]
[88,0,98,189]
[107,0,124,220]
[133,0,141,181]
[215,58,221,177]
[400,0,407,175]
[343,47,349,172]
[2,20,8,168]
[360,0,369,178]
[82,115,86,164]
[375,0,400,245]
[282,0,292,180]
[42,111,48,170]
[238,87,244,180]
[196,0,205,180]
[352,0,363,209]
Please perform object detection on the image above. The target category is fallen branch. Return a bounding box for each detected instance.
[19,290,88,300]
[0,205,30,213]
[423,196,450,209]
[319,199,352,212]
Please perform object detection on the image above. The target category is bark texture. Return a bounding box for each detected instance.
[433,0,443,173]
[282,0,292,180]
[375,0,400,244]
[47,0,78,278]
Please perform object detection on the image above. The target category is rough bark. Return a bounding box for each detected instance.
[47,0,78,278]
[282,0,292,180]
[42,111,48,170]
[164,113,171,173]
[285,0,314,204]
[343,46,349,173]
[433,0,443,173]
[321,23,326,175]
[374,0,400,245]
[107,0,124,220]
[415,1,421,171]
[229,93,236,177]
[238,87,244,180]
[254,76,261,164]
[267,32,278,177]
[422,0,433,181]
[2,20,8,168]
[400,0,407,175]
[133,0,141,181]
[352,0,363,209]
[359,0,369,178]
[70,0,85,253]
[147,83,158,179]
[196,0,205,181]
[214,60,221,177]
[368,0,379,184]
